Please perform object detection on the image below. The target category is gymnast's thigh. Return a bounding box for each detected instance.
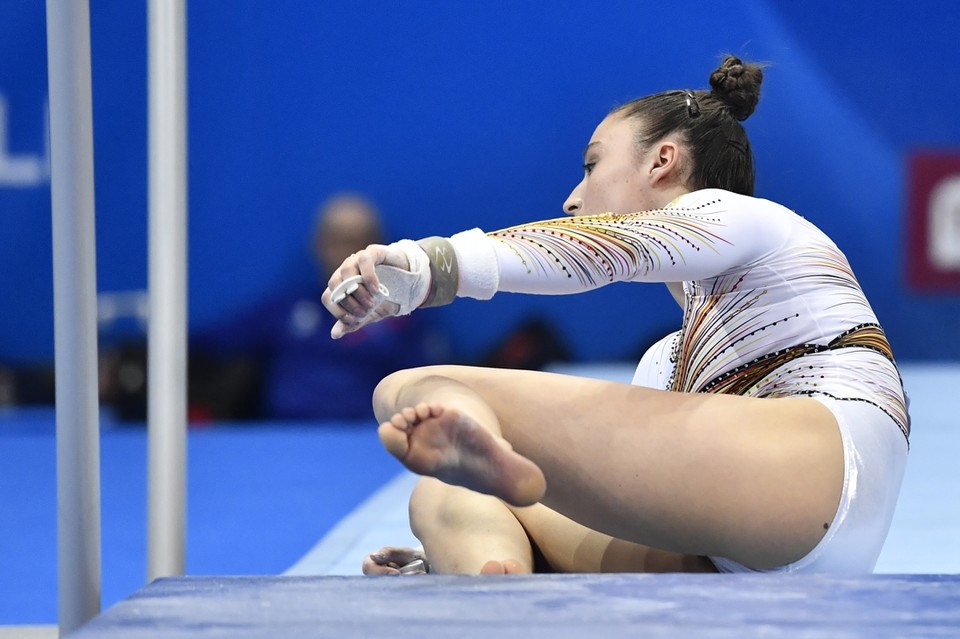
[377,365,845,568]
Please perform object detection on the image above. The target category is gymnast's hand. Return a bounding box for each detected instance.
[322,242,427,339]
[362,546,429,576]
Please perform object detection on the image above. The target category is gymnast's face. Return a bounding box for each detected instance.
[562,114,682,217]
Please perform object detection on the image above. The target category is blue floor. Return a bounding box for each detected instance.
[0,412,397,625]
[2,363,958,631]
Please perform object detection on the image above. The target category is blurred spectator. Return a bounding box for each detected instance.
[0,362,56,407]
[189,193,448,422]
[479,316,572,371]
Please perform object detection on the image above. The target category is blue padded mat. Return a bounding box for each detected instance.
[70,574,960,638]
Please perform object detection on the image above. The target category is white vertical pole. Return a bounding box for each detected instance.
[147,0,188,581]
[45,0,102,634]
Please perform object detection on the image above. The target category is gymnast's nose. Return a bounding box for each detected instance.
[563,191,583,216]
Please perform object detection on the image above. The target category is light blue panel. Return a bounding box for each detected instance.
[875,364,960,573]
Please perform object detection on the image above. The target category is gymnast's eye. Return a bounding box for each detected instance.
[583,162,596,176]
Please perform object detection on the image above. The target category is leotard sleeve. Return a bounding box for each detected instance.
[448,190,791,299]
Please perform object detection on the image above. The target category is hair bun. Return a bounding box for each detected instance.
[709,55,764,121]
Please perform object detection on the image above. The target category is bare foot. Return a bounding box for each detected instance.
[377,402,546,507]
[479,559,530,575]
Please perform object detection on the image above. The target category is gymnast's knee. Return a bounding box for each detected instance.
[408,477,471,538]
[408,477,441,537]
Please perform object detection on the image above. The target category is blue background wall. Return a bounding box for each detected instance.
[1,0,958,365]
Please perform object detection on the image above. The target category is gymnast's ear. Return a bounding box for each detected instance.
[647,140,683,186]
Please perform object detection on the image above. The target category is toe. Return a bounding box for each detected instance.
[378,421,410,458]
[501,559,529,574]
[479,560,506,575]
[389,413,411,430]
[414,402,434,421]
[400,406,420,424]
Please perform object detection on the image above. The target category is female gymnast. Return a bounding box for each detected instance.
[321,55,909,575]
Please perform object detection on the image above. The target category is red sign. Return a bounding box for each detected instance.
[907,151,960,290]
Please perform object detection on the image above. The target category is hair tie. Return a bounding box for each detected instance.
[684,91,701,118]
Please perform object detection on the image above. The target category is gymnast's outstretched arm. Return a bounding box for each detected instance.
[321,190,787,336]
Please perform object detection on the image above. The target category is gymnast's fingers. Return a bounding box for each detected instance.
[355,244,397,298]
[330,319,350,340]
[330,302,398,339]
[361,555,400,575]
[322,257,372,317]
[362,546,426,576]
[331,312,371,340]
[321,290,362,330]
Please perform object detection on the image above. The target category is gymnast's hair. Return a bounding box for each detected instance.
[613,54,764,196]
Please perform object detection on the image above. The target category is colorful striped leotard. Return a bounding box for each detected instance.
[453,188,909,442]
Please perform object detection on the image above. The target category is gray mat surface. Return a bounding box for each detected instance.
[70,574,960,638]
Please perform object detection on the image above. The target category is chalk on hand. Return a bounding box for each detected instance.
[331,275,375,304]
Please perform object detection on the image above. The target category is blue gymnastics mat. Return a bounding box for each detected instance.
[69,573,960,638]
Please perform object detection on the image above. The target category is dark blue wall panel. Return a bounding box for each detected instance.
[1,0,958,364]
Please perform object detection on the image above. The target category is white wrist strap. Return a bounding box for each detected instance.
[449,228,499,300]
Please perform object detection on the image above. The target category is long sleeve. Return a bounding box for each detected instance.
[442,189,909,440]
[451,189,792,298]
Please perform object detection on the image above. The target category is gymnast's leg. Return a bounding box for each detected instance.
[408,474,717,574]
[408,478,536,574]
[373,365,844,570]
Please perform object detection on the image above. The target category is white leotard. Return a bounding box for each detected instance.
[451,188,909,443]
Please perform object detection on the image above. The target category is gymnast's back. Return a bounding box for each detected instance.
[635,188,909,441]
